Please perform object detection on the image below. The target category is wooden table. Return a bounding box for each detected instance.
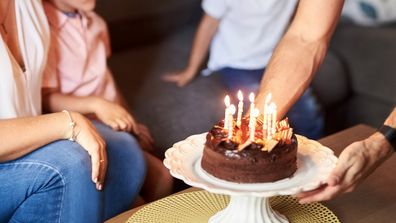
[106,124,396,223]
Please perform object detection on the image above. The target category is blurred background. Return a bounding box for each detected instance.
[95,0,396,157]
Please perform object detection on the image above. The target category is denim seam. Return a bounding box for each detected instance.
[0,161,65,223]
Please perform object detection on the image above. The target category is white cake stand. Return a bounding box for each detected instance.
[164,133,338,223]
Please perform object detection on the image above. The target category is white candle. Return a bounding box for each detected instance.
[236,90,244,128]
[248,93,255,138]
[228,105,236,139]
[224,95,230,130]
[267,103,277,139]
[262,93,272,139]
[249,93,255,116]
[249,108,259,141]
[271,103,277,136]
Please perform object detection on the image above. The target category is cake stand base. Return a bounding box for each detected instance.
[209,195,288,223]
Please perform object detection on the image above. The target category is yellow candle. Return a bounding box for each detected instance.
[236,90,244,128]
[228,105,236,139]
[224,95,230,130]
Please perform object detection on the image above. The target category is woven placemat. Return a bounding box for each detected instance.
[127,190,340,223]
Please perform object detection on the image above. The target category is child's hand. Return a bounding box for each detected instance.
[93,98,138,132]
[162,68,196,87]
[135,123,155,151]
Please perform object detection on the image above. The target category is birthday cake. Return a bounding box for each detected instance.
[201,93,298,183]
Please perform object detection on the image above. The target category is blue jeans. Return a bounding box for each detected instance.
[0,121,146,223]
[217,67,324,139]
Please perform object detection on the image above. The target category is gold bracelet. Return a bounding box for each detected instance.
[62,110,76,141]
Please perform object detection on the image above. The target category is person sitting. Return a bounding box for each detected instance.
[41,0,173,204]
[0,0,146,222]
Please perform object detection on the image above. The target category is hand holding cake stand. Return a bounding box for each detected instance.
[164,133,338,223]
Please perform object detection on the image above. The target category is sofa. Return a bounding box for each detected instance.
[96,1,396,157]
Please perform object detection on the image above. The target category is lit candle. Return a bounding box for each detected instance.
[249,108,259,141]
[249,92,255,117]
[224,95,230,130]
[262,93,272,139]
[271,102,277,136]
[236,90,244,128]
[248,93,255,139]
[267,103,277,139]
[228,105,236,139]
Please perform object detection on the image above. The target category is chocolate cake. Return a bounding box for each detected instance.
[201,117,298,183]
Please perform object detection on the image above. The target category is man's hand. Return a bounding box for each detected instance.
[296,132,394,203]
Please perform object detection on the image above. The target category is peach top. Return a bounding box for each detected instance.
[0,0,49,118]
[42,2,117,102]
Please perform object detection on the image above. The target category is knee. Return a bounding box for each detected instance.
[44,140,92,183]
[107,132,146,177]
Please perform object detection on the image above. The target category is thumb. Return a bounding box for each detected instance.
[327,162,348,186]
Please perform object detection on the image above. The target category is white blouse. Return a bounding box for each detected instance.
[0,0,49,119]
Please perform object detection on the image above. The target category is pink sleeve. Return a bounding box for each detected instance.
[42,36,59,89]
[101,19,111,58]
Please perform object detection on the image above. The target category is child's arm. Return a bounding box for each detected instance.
[114,90,155,151]
[162,13,220,87]
[43,88,135,132]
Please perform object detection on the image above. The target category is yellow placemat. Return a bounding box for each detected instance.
[127,190,340,223]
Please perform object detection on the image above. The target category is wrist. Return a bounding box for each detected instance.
[364,132,394,158]
[60,110,77,141]
[86,96,101,114]
[185,65,198,75]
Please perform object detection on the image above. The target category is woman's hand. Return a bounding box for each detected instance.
[69,112,107,190]
[162,68,196,87]
[296,133,394,203]
[91,97,138,132]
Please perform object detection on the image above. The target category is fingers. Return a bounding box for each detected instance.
[298,185,342,204]
[162,72,193,87]
[97,147,107,190]
[162,74,178,82]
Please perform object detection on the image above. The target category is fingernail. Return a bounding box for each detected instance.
[98,184,103,190]
[93,178,98,183]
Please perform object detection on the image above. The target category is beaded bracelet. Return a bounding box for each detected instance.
[62,110,76,141]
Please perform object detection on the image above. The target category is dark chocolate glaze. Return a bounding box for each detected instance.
[201,117,298,183]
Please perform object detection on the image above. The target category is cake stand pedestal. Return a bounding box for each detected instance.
[209,195,287,223]
[164,133,337,223]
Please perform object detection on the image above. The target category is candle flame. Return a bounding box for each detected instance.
[269,102,276,111]
[253,108,260,117]
[229,104,236,115]
[237,90,243,101]
[249,92,255,102]
[224,95,230,106]
[265,93,272,104]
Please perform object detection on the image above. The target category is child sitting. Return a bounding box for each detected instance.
[162,0,324,139]
[42,0,173,204]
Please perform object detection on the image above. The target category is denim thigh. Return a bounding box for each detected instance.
[0,140,101,223]
[91,121,146,220]
[0,122,147,222]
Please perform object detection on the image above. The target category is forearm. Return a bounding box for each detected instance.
[256,0,344,118]
[0,112,69,162]
[44,91,97,115]
[186,13,219,73]
[256,35,327,117]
